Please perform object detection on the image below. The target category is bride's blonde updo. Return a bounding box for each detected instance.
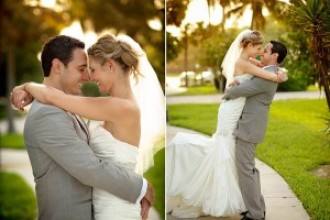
[241,31,264,48]
[87,34,141,81]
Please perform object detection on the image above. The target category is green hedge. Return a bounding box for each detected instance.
[0,171,37,220]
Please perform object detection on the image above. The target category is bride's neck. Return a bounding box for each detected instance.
[240,50,250,61]
[110,78,134,99]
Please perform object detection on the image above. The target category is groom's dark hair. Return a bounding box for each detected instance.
[41,35,85,77]
[270,40,287,64]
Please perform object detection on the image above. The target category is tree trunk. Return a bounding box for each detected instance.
[184,25,189,87]
[251,0,265,30]
[6,46,16,133]
[317,44,330,109]
[313,32,330,109]
[220,2,226,33]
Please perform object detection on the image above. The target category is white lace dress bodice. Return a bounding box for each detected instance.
[215,74,253,136]
[90,125,141,220]
[166,74,252,218]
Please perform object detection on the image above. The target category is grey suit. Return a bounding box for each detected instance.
[222,65,279,219]
[24,101,143,220]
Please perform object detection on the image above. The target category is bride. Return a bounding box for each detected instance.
[166,30,286,218]
[14,34,165,220]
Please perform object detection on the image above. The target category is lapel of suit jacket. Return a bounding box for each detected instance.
[67,112,90,143]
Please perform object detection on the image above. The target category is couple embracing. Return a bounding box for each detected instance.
[11,34,165,220]
[166,30,288,220]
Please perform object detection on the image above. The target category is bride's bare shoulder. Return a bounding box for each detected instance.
[234,58,249,75]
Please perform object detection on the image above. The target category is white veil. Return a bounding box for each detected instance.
[221,29,252,88]
[116,35,165,174]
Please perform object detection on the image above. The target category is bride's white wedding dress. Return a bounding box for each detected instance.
[90,125,141,220]
[166,74,253,218]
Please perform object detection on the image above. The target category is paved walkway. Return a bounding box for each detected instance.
[166,125,310,220]
[166,90,325,105]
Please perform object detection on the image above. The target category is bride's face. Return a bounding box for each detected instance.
[249,43,263,58]
[88,57,113,93]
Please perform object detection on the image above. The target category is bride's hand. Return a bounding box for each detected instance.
[11,84,34,111]
[228,80,240,87]
[276,68,288,83]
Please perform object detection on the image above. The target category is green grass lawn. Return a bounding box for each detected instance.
[168,85,220,96]
[145,146,165,219]
[0,171,37,220]
[1,133,25,149]
[168,99,330,220]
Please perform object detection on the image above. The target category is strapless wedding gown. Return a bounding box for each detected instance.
[166,74,253,218]
[90,125,141,220]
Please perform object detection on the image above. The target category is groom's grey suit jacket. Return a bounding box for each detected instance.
[222,65,279,144]
[24,101,143,220]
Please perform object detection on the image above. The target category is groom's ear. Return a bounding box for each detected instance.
[52,58,64,74]
[272,53,279,60]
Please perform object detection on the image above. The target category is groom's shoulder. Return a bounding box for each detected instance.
[263,65,278,72]
[27,101,69,120]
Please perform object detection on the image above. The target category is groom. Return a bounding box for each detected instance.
[223,40,288,220]
[11,35,154,220]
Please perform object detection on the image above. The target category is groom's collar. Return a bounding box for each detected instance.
[263,64,279,69]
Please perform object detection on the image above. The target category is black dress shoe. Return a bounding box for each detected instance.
[240,216,264,220]
[240,216,255,220]
[240,211,248,216]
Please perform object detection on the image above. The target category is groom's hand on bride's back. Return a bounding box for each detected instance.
[141,198,151,220]
[144,182,155,206]
[140,182,155,219]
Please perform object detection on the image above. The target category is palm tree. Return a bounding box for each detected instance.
[206,0,231,32]
[290,0,330,109]
[166,0,189,26]
[227,0,288,30]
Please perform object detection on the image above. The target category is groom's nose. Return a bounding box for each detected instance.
[82,70,90,81]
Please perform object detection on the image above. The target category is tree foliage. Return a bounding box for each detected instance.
[166,0,189,26]
[289,0,330,109]
[1,0,165,133]
[277,32,314,91]
[0,0,68,132]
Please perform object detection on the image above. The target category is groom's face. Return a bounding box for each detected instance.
[59,48,89,95]
[261,43,275,65]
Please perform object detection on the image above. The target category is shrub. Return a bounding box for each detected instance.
[0,171,37,220]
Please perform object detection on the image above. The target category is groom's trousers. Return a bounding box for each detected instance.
[236,138,265,219]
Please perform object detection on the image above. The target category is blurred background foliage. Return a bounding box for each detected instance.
[166,0,330,108]
[0,0,165,132]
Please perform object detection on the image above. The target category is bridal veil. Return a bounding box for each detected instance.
[221,29,252,88]
[116,35,165,174]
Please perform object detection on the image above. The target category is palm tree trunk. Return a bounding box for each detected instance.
[312,30,330,109]
[251,0,265,30]
[219,1,226,32]
[316,41,330,109]
[6,46,16,133]
[184,25,189,87]
[207,0,212,29]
